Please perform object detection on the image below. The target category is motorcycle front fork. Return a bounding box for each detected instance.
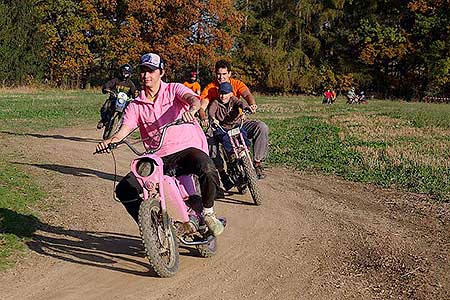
[227,154,246,188]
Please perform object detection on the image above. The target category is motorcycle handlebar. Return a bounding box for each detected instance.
[209,107,252,132]
[93,142,118,155]
[243,107,253,115]
[103,89,116,97]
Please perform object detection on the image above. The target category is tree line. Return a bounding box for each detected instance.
[1,0,449,99]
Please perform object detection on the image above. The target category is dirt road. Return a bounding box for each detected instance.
[0,127,449,299]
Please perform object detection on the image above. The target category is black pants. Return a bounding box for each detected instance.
[115,147,220,223]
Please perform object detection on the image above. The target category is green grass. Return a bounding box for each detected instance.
[0,159,44,270]
[257,95,450,130]
[257,96,450,201]
[265,116,360,173]
[0,88,104,270]
[0,89,104,132]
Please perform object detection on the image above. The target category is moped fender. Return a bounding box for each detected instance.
[162,176,190,223]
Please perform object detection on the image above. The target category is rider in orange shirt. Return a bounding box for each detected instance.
[183,71,201,95]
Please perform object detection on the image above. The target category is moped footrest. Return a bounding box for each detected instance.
[179,234,215,246]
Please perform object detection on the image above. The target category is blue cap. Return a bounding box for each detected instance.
[219,82,233,94]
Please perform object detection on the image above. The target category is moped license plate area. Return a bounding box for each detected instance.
[227,127,241,137]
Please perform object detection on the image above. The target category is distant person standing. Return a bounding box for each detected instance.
[323,89,333,104]
[183,71,201,95]
[331,90,337,103]
[347,87,357,104]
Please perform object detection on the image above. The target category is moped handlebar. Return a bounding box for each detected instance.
[93,118,192,156]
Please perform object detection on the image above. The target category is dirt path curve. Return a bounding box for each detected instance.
[0,127,449,299]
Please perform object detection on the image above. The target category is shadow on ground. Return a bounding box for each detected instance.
[14,162,120,182]
[0,131,98,143]
[1,208,215,277]
[1,208,154,276]
[215,191,256,206]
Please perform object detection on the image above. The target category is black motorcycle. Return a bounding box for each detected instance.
[102,91,133,139]
[211,109,263,206]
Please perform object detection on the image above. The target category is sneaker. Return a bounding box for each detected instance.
[254,164,266,180]
[219,171,234,191]
[204,213,224,236]
[96,121,104,129]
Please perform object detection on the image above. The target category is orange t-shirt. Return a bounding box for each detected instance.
[183,81,201,94]
[200,78,249,102]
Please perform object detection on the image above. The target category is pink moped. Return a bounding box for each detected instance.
[96,119,225,277]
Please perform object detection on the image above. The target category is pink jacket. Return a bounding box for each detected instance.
[122,82,208,157]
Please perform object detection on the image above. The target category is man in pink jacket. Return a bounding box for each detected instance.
[95,53,224,236]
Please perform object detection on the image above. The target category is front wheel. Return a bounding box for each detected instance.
[139,199,179,277]
[241,155,263,206]
[102,112,123,139]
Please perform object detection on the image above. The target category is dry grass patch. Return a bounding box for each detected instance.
[331,113,450,143]
[259,102,307,114]
[356,145,450,169]
[329,113,450,169]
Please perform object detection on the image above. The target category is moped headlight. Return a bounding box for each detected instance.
[135,157,155,177]
[117,92,128,102]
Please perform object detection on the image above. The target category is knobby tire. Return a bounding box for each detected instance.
[241,155,263,206]
[138,199,179,277]
[103,113,123,139]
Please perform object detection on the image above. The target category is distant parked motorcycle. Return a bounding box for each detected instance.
[347,90,367,104]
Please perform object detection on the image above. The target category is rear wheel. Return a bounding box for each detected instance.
[138,199,179,277]
[242,155,263,206]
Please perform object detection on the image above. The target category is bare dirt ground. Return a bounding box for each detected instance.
[0,126,449,300]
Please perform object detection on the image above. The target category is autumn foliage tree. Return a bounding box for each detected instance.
[1,0,449,99]
[35,0,241,86]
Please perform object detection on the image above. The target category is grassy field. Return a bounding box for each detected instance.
[0,160,44,270]
[0,89,103,132]
[0,88,104,269]
[256,96,450,201]
[0,89,449,269]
